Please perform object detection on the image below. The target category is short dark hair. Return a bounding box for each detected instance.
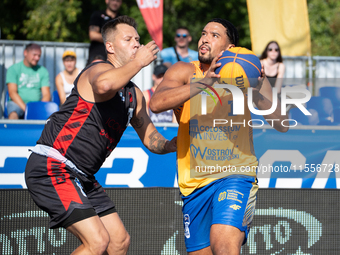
[176,26,190,35]
[102,15,138,44]
[259,41,283,62]
[208,18,239,46]
[25,43,41,52]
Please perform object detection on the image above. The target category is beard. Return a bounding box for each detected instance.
[198,43,214,64]
[199,54,214,64]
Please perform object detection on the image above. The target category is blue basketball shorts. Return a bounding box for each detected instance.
[181,175,258,252]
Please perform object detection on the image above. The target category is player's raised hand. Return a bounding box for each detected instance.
[135,41,159,67]
[201,51,223,85]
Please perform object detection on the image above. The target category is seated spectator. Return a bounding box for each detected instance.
[160,26,198,67]
[6,43,50,119]
[143,64,176,123]
[260,41,286,93]
[55,51,80,105]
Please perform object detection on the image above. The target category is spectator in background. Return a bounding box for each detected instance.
[55,51,80,105]
[87,0,122,65]
[6,43,50,119]
[260,41,285,93]
[160,27,198,67]
[143,64,176,123]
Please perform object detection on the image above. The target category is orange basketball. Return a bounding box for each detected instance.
[215,47,262,88]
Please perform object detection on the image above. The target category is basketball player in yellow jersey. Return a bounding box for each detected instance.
[150,18,288,255]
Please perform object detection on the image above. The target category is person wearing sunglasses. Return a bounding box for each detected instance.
[259,41,286,93]
[160,27,198,67]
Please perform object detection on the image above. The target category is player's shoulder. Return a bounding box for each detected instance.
[168,61,195,73]
[89,61,112,71]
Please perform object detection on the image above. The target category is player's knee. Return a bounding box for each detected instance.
[111,232,130,253]
[122,232,130,252]
[211,242,241,255]
[89,231,110,255]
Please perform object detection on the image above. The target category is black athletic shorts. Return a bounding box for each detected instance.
[25,153,116,229]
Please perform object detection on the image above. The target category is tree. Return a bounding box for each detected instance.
[161,0,251,50]
[308,0,340,56]
[22,0,82,42]
[3,0,339,57]
[0,0,29,40]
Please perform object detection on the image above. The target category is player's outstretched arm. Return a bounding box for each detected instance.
[88,41,159,96]
[150,52,222,114]
[131,86,177,154]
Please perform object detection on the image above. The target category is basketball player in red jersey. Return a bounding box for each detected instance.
[25,16,176,255]
[150,18,287,255]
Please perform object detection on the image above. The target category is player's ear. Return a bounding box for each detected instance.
[226,44,235,50]
[106,42,115,54]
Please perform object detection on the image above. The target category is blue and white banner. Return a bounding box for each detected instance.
[0,122,339,189]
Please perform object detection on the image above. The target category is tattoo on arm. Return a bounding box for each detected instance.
[131,116,144,129]
[148,130,168,154]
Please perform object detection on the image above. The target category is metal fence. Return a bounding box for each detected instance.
[1,39,340,118]
[0,40,154,118]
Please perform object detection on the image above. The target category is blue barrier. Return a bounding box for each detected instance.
[0,121,340,189]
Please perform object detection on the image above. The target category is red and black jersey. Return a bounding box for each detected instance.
[37,62,136,176]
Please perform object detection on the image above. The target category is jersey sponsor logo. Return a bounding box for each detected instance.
[106,117,125,135]
[189,119,240,141]
[227,190,244,203]
[230,204,241,210]
[218,191,227,201]
[100,129,116,145]
[190,144,239,161]
[183,214,190,238]
[47,158,83,210]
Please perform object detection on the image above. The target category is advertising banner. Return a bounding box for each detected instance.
[247,0,311,56]
[0,123,340,189]
[136,0,163,50]
[0,189,338,254]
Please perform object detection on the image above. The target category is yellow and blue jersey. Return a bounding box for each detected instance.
[175,61,258,196]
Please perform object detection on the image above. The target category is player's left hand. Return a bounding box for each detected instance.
[165,137,177,153]
[200,51,223,86]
